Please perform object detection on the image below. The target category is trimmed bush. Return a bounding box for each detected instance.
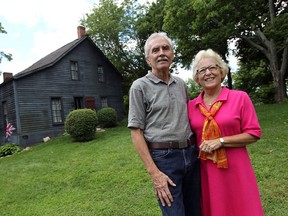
[65,109,98,142]
[0,143,22,157]
[97,107,117,128]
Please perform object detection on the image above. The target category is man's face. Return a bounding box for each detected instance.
[146,37,174,72]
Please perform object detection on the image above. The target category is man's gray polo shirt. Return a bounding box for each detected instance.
[128,71,192,142]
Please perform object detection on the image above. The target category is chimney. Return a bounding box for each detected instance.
[3,72,13,82]
[77,26,86,39]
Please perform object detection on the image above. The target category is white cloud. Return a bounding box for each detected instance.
[0,0,40,27]
[228,55,239,72]
[0,0,94,28]
[0,0,95,80]
[27,0,95,57]
[227,39,239,72]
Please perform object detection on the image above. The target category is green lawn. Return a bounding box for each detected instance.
[0,102,287,216]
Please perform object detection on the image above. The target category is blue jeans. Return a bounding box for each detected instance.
[149,145,200,216]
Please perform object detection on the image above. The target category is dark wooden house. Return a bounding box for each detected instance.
[0,26,124,147]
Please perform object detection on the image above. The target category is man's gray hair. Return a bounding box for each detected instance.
[144,32,174,58]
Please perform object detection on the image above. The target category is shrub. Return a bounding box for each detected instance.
[253,84,275,104]
[97,107,117,128]
[65,109,98,142]
[0,143,22,157]
[123,95,129,115]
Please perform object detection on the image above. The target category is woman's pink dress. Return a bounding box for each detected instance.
[188,87,264,216]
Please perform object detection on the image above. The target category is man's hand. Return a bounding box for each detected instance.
[151,170,176,207]
[130,129,176,207]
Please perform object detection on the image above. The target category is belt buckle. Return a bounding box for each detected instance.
[179,141,188,148]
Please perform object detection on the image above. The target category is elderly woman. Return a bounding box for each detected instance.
[188,49,264,216]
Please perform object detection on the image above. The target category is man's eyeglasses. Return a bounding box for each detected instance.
[197,65,219,75]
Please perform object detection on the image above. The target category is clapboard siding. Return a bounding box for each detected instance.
[0,36,123,147]
[0,81,17,139]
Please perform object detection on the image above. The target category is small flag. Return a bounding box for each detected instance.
[6,121,16,139]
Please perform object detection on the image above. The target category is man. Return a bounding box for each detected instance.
[128,32,200,216]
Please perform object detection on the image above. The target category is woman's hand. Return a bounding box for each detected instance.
[199,139,222,153]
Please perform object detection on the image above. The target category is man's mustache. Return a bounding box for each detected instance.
[157,56,168,62]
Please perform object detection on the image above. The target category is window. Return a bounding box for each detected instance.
[74,97,83,109]
[51,98,63,124]
[101,97,108,108]
[98,65,104,82]
[71,61,79,80]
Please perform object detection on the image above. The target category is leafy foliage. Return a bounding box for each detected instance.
[163,0,229,66]
[233,60,275,104]
[82,0,287,102]
[0,22,12,64]
[81,0,150,94]
[97,107,117,128]
[186,78,202,99]
[163,0,288,102]
[123,95,129,115]
[0,143,21,157]
[65,109,98,142]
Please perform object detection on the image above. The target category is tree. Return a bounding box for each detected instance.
[81,0,287,102]
[163,0,233,89]
[235,0,288,102]
[0,23,12,64]
[186,78,202,99]
[163,0,288,102]
[233,60,275,104]
[82,0,151,94]
[82,0,176,94]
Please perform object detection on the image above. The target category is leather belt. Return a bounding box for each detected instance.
[147,134,197,149]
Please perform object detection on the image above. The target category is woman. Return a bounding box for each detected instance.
[188,49,264,216]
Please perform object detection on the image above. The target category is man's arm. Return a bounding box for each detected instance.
[130,128,176,207]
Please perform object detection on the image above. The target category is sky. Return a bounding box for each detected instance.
[0,0,238,83]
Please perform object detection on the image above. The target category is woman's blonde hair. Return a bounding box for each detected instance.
[192,49,228,85]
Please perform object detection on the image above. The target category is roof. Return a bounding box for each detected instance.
[13,36,86,79]
[12,36,120,80]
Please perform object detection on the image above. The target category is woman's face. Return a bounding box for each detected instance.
[196,57,222,90]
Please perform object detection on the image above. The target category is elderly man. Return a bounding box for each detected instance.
[128,32,200,216]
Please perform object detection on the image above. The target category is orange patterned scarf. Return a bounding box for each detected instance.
[199,101,228,168]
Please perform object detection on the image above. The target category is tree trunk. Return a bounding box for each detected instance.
[227,68,233,89]
[272,75,287,103]
[270,63,287,103]
[268,40,288,102]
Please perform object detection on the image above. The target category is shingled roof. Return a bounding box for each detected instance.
[13,36,87,79]
[1,25,120,85]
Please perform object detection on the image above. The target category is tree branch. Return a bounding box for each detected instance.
[237,34,270,59]
[269,0,276,22]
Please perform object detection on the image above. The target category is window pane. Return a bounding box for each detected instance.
[74,97,83,109]
[101,97,108,108]
[98,66,104,82]
[51,98,63,123]
[71,61,79,80]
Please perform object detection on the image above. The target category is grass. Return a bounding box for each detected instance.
[0,102,287,215]
[251,102,288,216]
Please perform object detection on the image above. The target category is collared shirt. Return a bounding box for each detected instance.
[188,87,261,145]
[128,71,192,142]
